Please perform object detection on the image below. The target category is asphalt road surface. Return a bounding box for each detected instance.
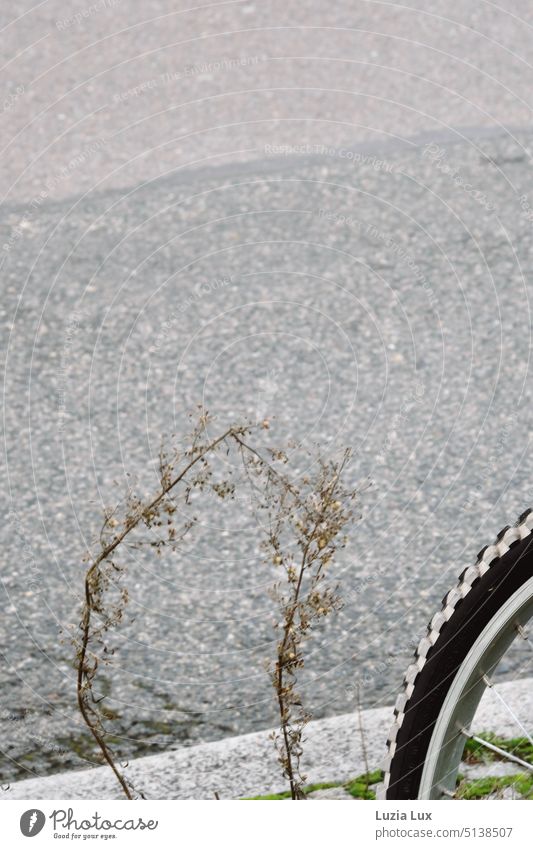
[2,2,533,784]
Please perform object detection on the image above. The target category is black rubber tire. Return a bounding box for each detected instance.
[386,531,533,799]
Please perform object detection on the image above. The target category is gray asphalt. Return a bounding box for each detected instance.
[3,1,533,204]
[2,2,533,786]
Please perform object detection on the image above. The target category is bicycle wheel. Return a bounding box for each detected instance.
[385,509,533,799]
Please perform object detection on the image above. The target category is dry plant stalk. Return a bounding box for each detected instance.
[74,410,360,800]
[238,444,360,799]
[357,684,371,796]
[74,412,256,798]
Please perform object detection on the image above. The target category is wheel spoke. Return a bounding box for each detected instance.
[461,729,533,772]
[481,674,533,749]
[516,623,533,652]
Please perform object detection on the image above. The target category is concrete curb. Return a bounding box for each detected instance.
[4,678,531,800]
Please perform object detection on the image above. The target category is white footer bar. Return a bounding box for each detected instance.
[2,799,530,848]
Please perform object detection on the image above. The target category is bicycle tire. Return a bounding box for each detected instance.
[385,508,533,799]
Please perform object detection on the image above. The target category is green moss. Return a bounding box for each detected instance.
[513,774,533,799]
[456,774,532,800]
[463,733,533,765]
[501,738,533,763]
[244,790,292,800]
[345,770,383,800]
[305,780,343,793]
[244,780,342,800]
[243,771,384,801]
